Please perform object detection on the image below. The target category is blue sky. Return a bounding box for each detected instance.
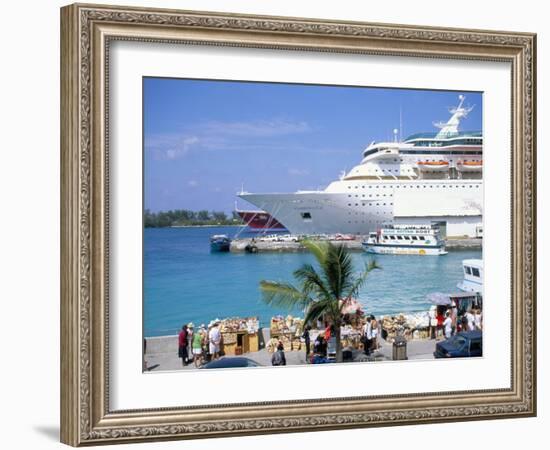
[144,78,482,213]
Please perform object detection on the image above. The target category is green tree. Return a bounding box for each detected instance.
[212,211,227,223]
[260,241,379,363]
[197,210,210,221]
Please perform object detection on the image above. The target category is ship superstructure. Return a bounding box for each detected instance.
[239,95,483,237]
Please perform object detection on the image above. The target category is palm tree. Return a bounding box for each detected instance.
[260,240,379,363]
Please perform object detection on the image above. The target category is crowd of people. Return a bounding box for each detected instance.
[177,320,223,368]
[174,306,475,369]
[430,303,483,340]
[291,315,381,364]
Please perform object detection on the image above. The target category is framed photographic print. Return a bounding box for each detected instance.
[60,3,536,446]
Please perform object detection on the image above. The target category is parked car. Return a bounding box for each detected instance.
[200,357,262,369]
[434,330,482,358]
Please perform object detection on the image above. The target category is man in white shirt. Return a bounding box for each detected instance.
[443,312,453,339]
[208,322,221,360]
[363,317,373,355]
[465,309,476,331]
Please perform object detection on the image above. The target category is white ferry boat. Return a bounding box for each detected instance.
[362,224,447,255]
[457,259,483,293]
[239,95,483,238]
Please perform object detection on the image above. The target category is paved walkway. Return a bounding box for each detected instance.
[144,334,437,372]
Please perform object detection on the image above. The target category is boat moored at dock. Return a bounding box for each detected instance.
[362,224,447,255]
[210,234,231,252]
[457,259,483,293]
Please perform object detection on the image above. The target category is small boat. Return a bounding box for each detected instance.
[333,233,356,241]
[456,160,483,172]
[362,224,447,255]
[210,234,231,252]
[416,160,450,172]
[457,259,483,293]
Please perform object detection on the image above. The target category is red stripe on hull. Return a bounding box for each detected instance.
[236,211,286,229]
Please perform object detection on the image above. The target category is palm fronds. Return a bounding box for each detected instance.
[259,280,310,310]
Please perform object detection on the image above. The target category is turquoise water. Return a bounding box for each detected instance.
[144,227,482,337]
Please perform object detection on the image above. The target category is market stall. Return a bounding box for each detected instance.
[267,315,304,352]
[219,317,260,356]
[380,312,431,342]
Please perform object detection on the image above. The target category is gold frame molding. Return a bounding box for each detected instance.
[60,3,536,446]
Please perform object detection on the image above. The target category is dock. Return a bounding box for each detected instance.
[229,237,481,253]
[230,238,363,253]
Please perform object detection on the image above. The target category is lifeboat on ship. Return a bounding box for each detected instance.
[416,160,450,172]
[456,160,483,172]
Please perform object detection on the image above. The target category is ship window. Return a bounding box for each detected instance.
[301,212,312,220]
[411,236,418,240]
[404,236,410,240]
[465,266,472,275]
[472,268,480,277]
[396,236,403,240]
[389,235,395,239]
[419,236,425,240]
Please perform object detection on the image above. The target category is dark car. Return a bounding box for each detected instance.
[200,357,262,369]
[434,330,482,358]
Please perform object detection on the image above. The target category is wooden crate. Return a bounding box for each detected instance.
[222,342,237,356]
[247,333,259,352]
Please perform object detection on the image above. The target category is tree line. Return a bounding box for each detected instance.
[144,209,242,228]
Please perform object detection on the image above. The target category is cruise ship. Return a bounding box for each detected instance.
[239,95,483,237]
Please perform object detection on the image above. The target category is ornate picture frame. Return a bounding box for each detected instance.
[60,3,536,446]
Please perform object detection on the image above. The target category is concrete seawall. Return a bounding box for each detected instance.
[230,237,481,253]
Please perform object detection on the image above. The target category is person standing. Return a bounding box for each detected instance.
[443,312,453,340]
[178,325,188,366]
[474,308,483,330]
[370,315,379,351]
[208,321,222,360]
[363,317,372,355]
[302,325,311,362]
[465,309,476,331]
[451,301,458,335]
[192,326,204,368]
[186,323,194,364]
[271,342,287,366]
[324,322,331,342]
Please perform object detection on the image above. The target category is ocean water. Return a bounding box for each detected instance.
[144,226,482,337]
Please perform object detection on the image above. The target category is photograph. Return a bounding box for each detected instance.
[142,79,484,371]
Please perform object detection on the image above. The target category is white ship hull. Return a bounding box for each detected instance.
[240,179,482,236]
[363,244,447,256]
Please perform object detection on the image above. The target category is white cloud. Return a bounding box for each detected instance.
[145,118,312,160]
[146,135,200,160]
[187,180,199,187]
[200,119,311,137]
